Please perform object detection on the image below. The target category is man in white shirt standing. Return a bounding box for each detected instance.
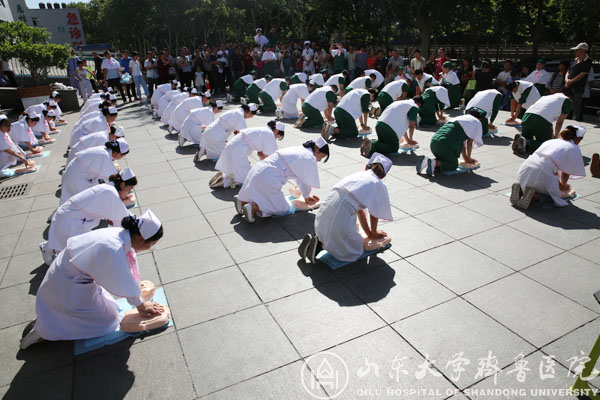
[524,59,552,95]
[302,41,315,75]
[144,51,159,97]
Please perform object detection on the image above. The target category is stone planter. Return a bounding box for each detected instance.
[16,85,52,110]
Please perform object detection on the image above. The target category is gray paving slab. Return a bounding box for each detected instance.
[178,305,299,397]
[344,259,455,323]
[416,204,501,240]
[394,298,535,389]
[407,242,514,295]
[267,282,386,356]
[0,365,72,400]
[0,251,47,289]
[464,274,598,348]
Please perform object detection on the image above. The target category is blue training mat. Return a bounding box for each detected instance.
[125,201,137,209]
[317,243,392,270]
[27,150,51,160]
[442,165,480,175]
[501,123,522,128]
[74,287,173,355]
[483,130,499,137]
[2,164,43,177]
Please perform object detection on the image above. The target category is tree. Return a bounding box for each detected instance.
[0,21,70,85]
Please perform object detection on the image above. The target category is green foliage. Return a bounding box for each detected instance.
[0,21,70,84]
[67,0,599,56]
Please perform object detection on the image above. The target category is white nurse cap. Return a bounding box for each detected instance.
[47,110,57,117]
[304,40,311,45]
[137,209,162,240]
[204,90,211,98]
[117,138,129,153]
[191,88,198,94]
[119,167,135,181]
[109,94,117,100]
[172,79,178,85]
[0,114,7,121]
[368,152,392,174]
[108,106,118,115]
[248,103,258,112]
[275,121,285,131]
[216,100,224,107]
[28,112,41,119]
[315,136,328,149]
[571,125,587,138]
[48,100,58,107]
[114,125,125,137]
[51,90,59,97]
[107,87,114,92]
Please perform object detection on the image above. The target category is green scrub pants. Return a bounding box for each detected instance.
[371,121,399,155]
[301,103,324,127]
[377,91,394,113]
[521,113,552,154]
[245,84,260,104]
[333,107,359,139]
[232,79,247,102]
[258,91,277,113]
[430,122,468,171]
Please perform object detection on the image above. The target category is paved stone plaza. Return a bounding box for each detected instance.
[0,100,599,399]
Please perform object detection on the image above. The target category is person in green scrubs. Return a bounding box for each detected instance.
[417,108,487,175]
[323,89,375,140]
[441,61,461,108]
[230,70,256,102]
[245,75,272,105]
[299,85,338,128]
[418,86,450,126]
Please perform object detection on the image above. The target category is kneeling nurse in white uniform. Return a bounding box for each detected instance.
[178,100,223,147]
[301,153,393,264]
[211,120,284,188]
[196,103,257,162]
[512,125,586,209]
[60,138,129,204]
[41,168,138,265]
[235,137,329,222]
[20,209,164,349]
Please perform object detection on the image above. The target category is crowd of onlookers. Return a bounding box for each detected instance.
[63,30,595,122]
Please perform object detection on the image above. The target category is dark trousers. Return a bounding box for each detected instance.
[147,77,157,97]
[107,78,126,102]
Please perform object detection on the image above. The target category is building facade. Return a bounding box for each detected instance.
[0,0,86,48]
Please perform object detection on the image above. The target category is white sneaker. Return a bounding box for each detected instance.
[20,326,42,350]
[275,109,281,120]
[226,93,233,102]
[240,97,247,105]
[193,147,204,163]
[298,234,312,260]
[233,195,243,214]
[178,134,185,147]
[360,138,372,158]
[39,242,54,266]
[294,116,306,128]
[242,203,255,223]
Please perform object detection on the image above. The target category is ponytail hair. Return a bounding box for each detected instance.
[105,140,128,155]
[368,162,386,179]
[302,140,330,162]
[99,100,111,109]
[102,108,112,116]
[109,172,137,189]
[121,215,164,242]
[241,104,257,114]
[560,126,578,142]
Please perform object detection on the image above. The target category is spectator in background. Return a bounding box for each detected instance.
[410,49,427,74]
[346,45,357,81]
[101,51,126,102]
[524,58,552,95]
[157,51,170,84]
[119,50,136,102]
[178,48,193,89]
[385,49,403,83]
[92,52,104,90]
[520,64,530,80]
[458,57,474,93]
[130,52,150,103]
[166,49,177,82]
[366,49,376,70]
[566,42,592,121]
[434,47,449,79]
[425,53,436,76]
[254,28,269,51]
[549,60,570,94]
[68,49,81,95]
[475,61,494,92]
[144,51,159,96]
[232,46,246,82]
[355,45,368,77]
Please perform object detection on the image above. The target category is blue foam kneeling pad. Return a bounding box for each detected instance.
[484,130,498,137]
[125,201,137,209]
[501,123,522,128]
[317,244,392,270]
[74,287,173,355]
[28,150,51,159]
[442,165,480,175]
